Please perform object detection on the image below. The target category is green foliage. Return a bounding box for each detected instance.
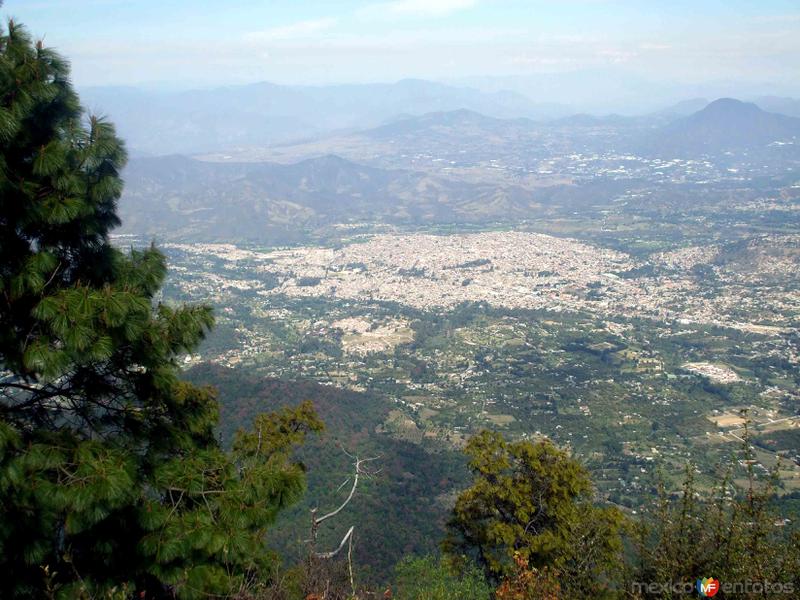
[393,555,491,600]
[0,21,323,599]
[444,431,624,596]
[630,440,800,599]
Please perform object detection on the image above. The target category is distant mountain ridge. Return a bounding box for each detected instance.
[82,79,570,156]
[83,74,800,159]
[643,98,800,156]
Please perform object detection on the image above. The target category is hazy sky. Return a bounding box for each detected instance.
[4,0,800,91]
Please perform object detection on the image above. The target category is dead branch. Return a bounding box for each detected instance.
[315,455,379,526]
[314,525,354,560]
[305,449,381,599]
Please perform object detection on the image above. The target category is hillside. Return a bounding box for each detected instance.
[755,96,800,118]
[119,154,540,242]
[549,112,640,128]
[645,98,800,155]
[365,108,538,141]
[650,97,709,118]
[184,364,467,582]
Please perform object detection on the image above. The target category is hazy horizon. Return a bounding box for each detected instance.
[5,0,800,113]
[72,72,798,118]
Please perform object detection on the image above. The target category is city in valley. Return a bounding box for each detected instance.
[153,222,800,505]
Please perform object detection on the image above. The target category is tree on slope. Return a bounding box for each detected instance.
[0,20,323,599]
[444,431,625,597]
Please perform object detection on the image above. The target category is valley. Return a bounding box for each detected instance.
[146,219,800,504]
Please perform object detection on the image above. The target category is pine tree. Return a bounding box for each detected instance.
[630,430,800,599]
[0,21,323,598]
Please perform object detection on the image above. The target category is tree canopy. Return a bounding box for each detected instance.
[444,431,624,596]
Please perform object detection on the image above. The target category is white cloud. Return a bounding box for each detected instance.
[597,48,637,63]
[360,0,478,19]
[244,18,338,42]
[753,13,800,24]
[509,55,578,67]
[639,43,672,51]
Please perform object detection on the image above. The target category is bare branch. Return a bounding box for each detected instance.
[314,526,354,560]
[347,527,355,597]
[316,472,359,525]
[306,443,380,600]
[315,454,379,525]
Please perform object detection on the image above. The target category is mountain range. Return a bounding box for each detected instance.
[84,77,800,158]
[116,96,800,244]
[83,79,569,156]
